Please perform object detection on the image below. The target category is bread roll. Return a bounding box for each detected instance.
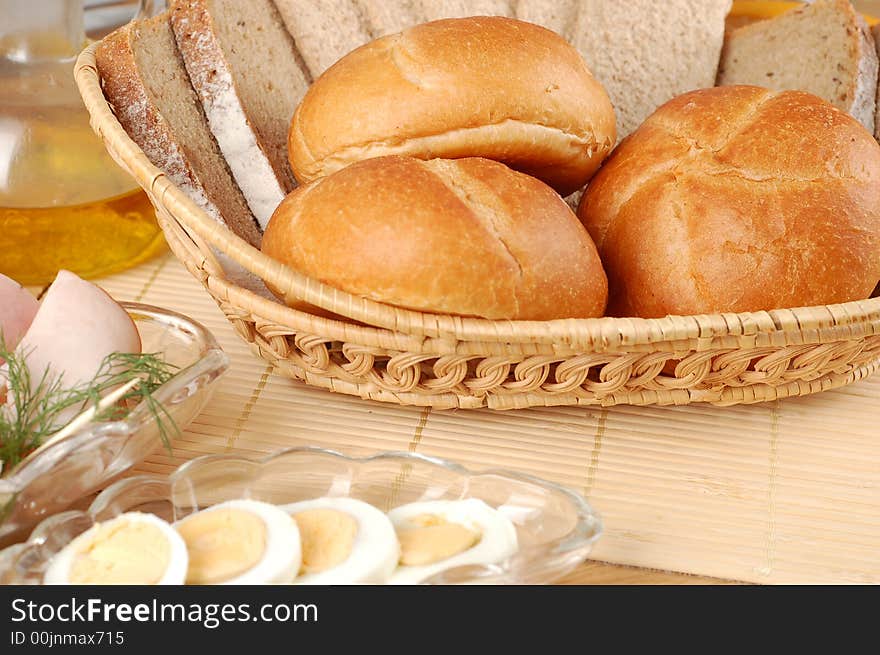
[288,17,616,196]
[577,85,880,318]
[263,156,608,320]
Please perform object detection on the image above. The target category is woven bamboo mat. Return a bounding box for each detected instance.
[95,253,880,584]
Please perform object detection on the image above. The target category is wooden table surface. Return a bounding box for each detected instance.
[560,562,742,585]
[61,252,771,587]
[31,263,749,587]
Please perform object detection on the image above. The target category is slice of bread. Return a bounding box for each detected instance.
[514,0,577,39]
[170,0,310,229]
[96,14,261,247]
[273,0,374,78]
[874,23,880,139]
[358,0,422,36]
[359,0,512,37]
[717,0,878,135]
[570,0,732,139]
[276,1,514,79]
[97,14,272,298]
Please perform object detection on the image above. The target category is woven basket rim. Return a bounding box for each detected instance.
[75,40,880,350]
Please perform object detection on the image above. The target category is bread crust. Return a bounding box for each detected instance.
[289,16,616,196]
[578,85,880,318]
[263,156,608,320]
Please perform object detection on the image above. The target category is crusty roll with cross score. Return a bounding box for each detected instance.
[262,155,608,320]
[288,16,616,197]
[577,85,880,318]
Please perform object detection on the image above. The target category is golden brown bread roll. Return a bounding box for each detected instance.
[262,156,608,320]
[577,85,880,318]
[288,16,616,197]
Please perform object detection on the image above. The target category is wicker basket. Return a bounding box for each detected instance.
[74,38,880,410]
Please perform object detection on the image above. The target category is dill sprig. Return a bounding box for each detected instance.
[0,338,179,475]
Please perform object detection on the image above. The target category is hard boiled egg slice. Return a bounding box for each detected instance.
[388,498,518,585]
[44,512,187,585]
[174,499,301,585]
[282,497,399,584]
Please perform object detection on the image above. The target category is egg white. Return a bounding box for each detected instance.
[44,512,188,585]
[173,499,301,585]
[387,498,518,585]
[282,497,399,584]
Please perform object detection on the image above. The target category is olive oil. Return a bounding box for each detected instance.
[0,4,164,286]
[0,190,165,286]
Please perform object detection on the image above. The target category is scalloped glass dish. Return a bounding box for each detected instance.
[0,303,228,547]
[0,448,602,585]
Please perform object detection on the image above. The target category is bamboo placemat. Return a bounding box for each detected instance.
[95,253,880,584]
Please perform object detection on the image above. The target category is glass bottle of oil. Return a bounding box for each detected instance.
[0,0,165,286]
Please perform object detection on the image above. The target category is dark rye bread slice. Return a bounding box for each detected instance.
[514,0,577,39]
[96,14,261,248]
[170,0,310,227]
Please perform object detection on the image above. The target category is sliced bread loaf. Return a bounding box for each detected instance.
[570,0,732,139]
[273,0,374,77]
[170,0,310,229]
[97,14,272,297]
[96,14,261,247]
[717,0,878,135]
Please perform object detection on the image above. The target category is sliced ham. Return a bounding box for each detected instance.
[0,273,39,352]
[15,270,141,393]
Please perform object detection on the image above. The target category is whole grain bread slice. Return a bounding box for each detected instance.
[96,13,272,297]
[96,14,261,247]
[273,0,374,78]
[717,0,878,135]
[170,0,310,228]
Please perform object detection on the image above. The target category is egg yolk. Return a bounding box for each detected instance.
[294,509,358,574]
[396,514,481,566]
[69,521,171,584]
[176,509,267,584]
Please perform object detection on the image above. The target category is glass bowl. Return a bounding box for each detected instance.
[0,448,602,585]
[0,302,228,547]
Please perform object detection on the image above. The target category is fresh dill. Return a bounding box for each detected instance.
[0,339,179,474]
